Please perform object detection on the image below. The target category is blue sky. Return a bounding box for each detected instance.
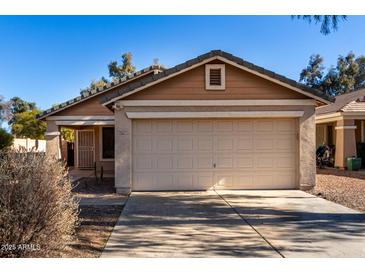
[0,15,365,110]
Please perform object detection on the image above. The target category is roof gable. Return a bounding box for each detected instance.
[125,61,310,101]
[101,50,333,106]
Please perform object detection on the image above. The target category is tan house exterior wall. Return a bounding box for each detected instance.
[334,119,357,168]
[56,96,113,116]
[45,120,61,159]
[125,64,308,101]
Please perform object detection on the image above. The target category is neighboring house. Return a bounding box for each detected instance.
[38,50,332,193]
[316,88,365,169]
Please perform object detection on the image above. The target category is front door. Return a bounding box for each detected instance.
[77,130,95,169]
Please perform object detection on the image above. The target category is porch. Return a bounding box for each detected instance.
[316,115,365,169]
[44,116,115,179]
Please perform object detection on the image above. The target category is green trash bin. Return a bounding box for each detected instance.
[347,157,362,171]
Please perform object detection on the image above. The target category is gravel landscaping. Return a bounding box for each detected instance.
[308,168,365,212]
[59,177,125,257]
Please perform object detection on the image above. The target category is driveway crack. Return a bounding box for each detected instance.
[214,190,285,258]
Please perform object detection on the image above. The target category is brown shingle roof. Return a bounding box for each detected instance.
[316,88,365,115]
[37,64,165,119]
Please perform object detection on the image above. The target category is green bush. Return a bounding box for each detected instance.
[0,151,79,257]
[0,128,13,150]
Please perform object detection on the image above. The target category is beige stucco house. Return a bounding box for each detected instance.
[38,50,332,194]
[316,88,365,168]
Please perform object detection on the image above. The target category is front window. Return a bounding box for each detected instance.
[102,127,114,159]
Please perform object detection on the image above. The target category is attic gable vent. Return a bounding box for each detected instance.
[205,64,225,90]
[209,68,222,86]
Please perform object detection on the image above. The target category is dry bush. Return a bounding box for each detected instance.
[0,150,79,257]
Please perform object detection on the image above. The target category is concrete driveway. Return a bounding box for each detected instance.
[102,190,365,258]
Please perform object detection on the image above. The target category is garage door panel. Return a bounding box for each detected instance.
[132,119,297,191]
[236,120,254,132]
[215,173,255,189]
[155,120,173,133]
[176,156,194,169]
[255,120,274,132]
[156,156,173,169]
[175,120,194,133]
[134,156,153,170]
[196,156,213,169]
[176,136,194,151]
[195,173,214,189]
[276,154,296,168]
[155,137,173,152]
[256,158,275,168]
[235,156,254,168]
[133,120,152,135]
[197,136,213,151]
[276,119,296,132]
[134,136,152,153]
[155,174,175,190]
[215,173,234,189]
[215,120,234,132]
[274,173,296,188]
[174,174,194,190]
[254,137,275,150]
[215,155,234,169]
[134,173,155,191]
[275,136,296,151]
[196,120,214,132]
[235,136,253,150]
[215,136,234,151]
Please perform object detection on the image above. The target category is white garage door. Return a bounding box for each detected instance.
[132,119,298,191]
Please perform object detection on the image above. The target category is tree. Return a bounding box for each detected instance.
[9,96,36,114]
[61,127,74,143]
[0,128,13,150]
[355,56,365,89]
[80,51,136,94]
[108,52,136,79]
[293,15,347,35]
[80,77,109,94]
[0,95,11,123]
[335,53,359,93]
[299,54,324,89]
[11,109,46,139]
[300,52,365,96]
[8,97,36,125]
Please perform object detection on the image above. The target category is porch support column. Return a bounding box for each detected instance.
[335,119,357,169]
[114,103,132,194]
[45,120,61,159]
[299,106,316,190]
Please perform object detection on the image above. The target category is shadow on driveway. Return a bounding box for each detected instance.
[102,191,365,258]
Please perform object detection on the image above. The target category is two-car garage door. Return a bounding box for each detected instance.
[132,118,298,191]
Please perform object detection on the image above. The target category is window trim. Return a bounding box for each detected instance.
[99,126,115,161]
[205,64,226,90]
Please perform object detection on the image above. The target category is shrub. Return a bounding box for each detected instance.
[0,128,13,151]
[0,151,79,257]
